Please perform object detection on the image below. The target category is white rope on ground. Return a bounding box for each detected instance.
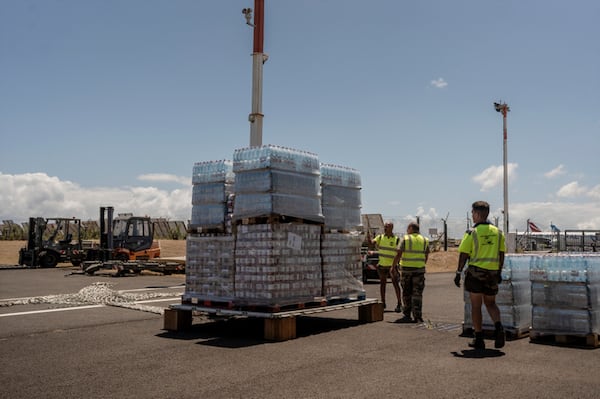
[0,282,182,315]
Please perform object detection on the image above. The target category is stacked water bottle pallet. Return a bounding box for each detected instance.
[183,234,235,303]
[320,163,362,233]
[189,160,234,234]
[529,254,600,348]
[169,145,376,340]
[232,145,323,224]
[322,231,365,301]
[462,254,532,340]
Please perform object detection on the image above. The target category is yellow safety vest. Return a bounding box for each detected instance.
[459,223,505,270]
[374,234,399,267]
[399,233,428,268]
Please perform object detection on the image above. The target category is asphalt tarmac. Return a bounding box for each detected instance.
[1,267,598,398]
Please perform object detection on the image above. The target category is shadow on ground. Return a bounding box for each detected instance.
[156,315,361,348]
[451,349,506,358]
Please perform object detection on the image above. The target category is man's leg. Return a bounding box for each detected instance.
[400,272,412,320]
[378,267,388,308]
[411,273,425,322]
[483,294,501,323]
[390,267,402,312]
[469,292,485,349]
[484,294,505,348]
[470,292,484,331]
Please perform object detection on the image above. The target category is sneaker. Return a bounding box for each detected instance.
[468,337,485,350]
[394,305,402,313]
[494,327,505,349]
[413,317,424,323]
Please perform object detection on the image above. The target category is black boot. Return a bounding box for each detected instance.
[494,322,505,349]
[469,332,485,350]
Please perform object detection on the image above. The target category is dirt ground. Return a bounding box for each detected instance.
[0,240,458,272]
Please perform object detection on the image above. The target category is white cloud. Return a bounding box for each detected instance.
[557,181,588,198]
[472,163,518,192]
[138,173,190,186]
[588,185,600,200]
[544,164,566,179]
[0,172,192,223]
[3,173,599,239]
[430,78,448,88]
[510,201,600,232]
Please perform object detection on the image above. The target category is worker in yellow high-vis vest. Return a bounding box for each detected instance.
[392,221,429,323]
[454,200,506,350]
[372,221,402,311]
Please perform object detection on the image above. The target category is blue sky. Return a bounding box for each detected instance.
[1,0,599,238]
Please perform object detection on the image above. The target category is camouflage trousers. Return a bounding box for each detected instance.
[400,268,426,319]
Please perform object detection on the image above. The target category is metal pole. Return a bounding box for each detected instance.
[443,219,448,252]
[494,101,510,235]
[249,0,265,147]
[502,107,509,235]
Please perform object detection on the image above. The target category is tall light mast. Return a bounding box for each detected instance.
[494,101,510,235]
[243,0,267,147]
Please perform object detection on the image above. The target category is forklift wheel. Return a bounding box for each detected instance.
[39,252,59,268]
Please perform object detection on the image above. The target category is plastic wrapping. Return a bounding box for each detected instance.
[529,254,600,335]
[322,205,362,231]
[234,223,323,305]
[532,281,599,309]
[530,254,600,283]
[191,204,229,227]
[192,182,233,205]
[234,168,320,196]
[320,164,362,231]
[321,186,362,207]
[192,160,234,184]
[532,306,600,335]
[233,193,324,223]
[321,231,365,298]
[184,235,236,301]
[320,163,362,188]
[233,145,320,175]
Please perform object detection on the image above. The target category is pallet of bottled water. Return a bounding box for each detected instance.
[234,223,323,306]
[232,145,323,222]
[233,144,320,174]
[530,254,600,345]
[321,231,365,299]
[190,160,234,231]
[183,235,235,303]
[320,163,362,231]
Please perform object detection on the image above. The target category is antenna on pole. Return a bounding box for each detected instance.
[243,0,267,147]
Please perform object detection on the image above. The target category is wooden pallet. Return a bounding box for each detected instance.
[182,295,366,314]
[164,299,383,341]
[529,331,600,349]
[182,297,236,309]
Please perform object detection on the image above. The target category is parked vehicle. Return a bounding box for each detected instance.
[361,249,379,283]
[18,217,85,268]
[18,207,161,268]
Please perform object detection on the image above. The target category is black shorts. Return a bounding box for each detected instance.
[377,266,392,279]
[464,265,500,296]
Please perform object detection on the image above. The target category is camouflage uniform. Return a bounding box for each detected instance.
[400,267,426,320]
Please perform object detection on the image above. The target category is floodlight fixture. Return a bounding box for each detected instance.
[242,8,254,27]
